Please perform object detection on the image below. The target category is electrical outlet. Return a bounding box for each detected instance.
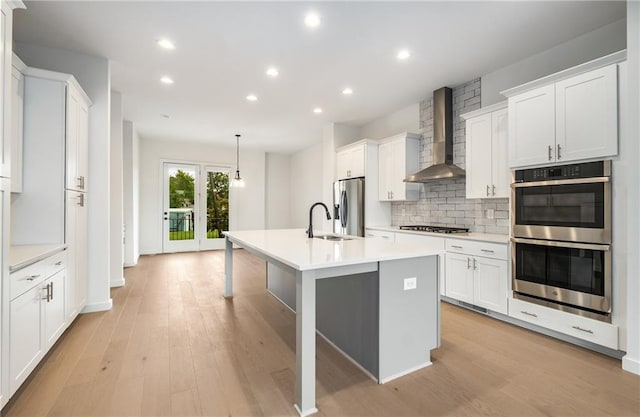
[403,277,417,291]
[486,209,495,219]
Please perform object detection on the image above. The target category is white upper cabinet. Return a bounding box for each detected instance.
[66,82,90,192]
[555,65,618,162]
[462,103,509,199]
[503,53,623,169]
[377,132,420,201]
[336,142,365,180]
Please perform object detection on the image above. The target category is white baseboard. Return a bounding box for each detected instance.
[379,361,432,384]
[81,299,113,313]
[123,261,138,268]
[622,355,640,375]
[293,404,318,417]
[110,277,126,288]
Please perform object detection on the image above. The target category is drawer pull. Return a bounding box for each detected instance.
[521,311,538,318]
[572,325,594,334]
[481,249,494,253]
[24,274,40,281]
[381,236,389,239]
[55,261,63,266]
[451,245,463,249]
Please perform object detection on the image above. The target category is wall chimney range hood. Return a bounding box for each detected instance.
[404,87,465,182]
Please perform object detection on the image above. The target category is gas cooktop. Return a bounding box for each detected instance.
[398,225,469,234]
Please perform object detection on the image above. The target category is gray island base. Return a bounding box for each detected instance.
[224,229,441,417]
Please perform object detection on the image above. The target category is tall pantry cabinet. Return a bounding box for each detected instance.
[10,67,91,323]
[0,0,25,408]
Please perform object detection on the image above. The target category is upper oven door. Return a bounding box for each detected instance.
[512,177,611,244]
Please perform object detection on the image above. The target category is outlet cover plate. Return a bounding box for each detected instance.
[404,277,417,291]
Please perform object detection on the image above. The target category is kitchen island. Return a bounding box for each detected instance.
[224,229,442,417]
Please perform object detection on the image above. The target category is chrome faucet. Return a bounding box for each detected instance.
[307,202,332,238]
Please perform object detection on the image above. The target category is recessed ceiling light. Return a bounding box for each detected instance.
[342,87,353,95]
[266,67,279,77]
[313,107,323,114]
[304,12,321,28]
[246,94,258,102]
[157,39,175,50]
[397,49,411,60]
[160,76,174,85]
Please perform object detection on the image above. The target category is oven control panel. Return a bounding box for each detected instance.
[514,160,609,183]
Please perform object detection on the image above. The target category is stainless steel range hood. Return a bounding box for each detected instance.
[404,87,465,182]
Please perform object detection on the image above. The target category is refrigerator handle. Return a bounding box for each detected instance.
[340,190,347,228]
[333,204,340,220]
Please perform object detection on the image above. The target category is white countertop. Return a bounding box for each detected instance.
[366,225,509,244]
[225,229,442,271]
[10,244,67,272]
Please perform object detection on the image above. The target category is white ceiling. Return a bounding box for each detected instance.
[13,1,625,154]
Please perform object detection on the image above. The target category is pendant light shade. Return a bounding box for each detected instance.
[231,134,245,187]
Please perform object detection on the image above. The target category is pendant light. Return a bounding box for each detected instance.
[231,134,245,188]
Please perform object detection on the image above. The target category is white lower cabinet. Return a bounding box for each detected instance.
[364,229,395,242]
[445,239,508,315]
[509,298,618,350]
[8,250,67,396]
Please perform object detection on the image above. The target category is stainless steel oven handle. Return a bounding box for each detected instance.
[510,237,610,251]
[512,176,610,188]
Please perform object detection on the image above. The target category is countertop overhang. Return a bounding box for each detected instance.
[224,229,442,271]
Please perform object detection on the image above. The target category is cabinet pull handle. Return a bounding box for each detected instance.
[381,235,389,239]
[390,191,393,199]
[451,245,463,249]
[492,184,496,196]
[572,325,593,334]
[25,274,40,281]
[42,283,51,302]
[55,261,63,266]
[473,258,477,270]
[521,310,538,318]
[50,282,54,301]
[481,249,494,253]
[557,144,561,160]
[78,193,85,207]
[467,257,471,269]
[548,145,553,160]
[486,185,490,196]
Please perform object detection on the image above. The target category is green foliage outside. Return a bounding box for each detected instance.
[169,169,195,208]
[169,230,221,240]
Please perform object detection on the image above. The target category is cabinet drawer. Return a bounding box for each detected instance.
[40,250,66,277]
[509,298,618,350]
[446,239,508,260]
[395,232,445,250]
[10,263,46,300]
[365,229,395,242]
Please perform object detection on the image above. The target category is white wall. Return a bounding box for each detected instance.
[289,142,328,232]
[109,91,124,287]
[482,19,627,106]
[139,138,266,254]
[623,2,640,376]
[265,153,291,229]
[359,103,420,140]
[123,120,139,266]
[15,42,112,313]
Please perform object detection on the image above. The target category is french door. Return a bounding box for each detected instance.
[162,163,230,253]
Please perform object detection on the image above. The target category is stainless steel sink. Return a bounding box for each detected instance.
[314,234,353,241]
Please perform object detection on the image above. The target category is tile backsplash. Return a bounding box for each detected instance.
[391,78,510,234]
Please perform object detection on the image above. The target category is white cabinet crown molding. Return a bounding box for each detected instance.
[335,138,377,153]
[460,101,507,120]
[500,50,626,98]
[6,1,25,10]
[375,131,421,145]
[22,67,93,106]
[12,53,26,72]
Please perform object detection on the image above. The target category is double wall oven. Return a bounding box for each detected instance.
[511,160,612,322]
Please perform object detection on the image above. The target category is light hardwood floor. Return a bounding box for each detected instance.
[3,250,639,417]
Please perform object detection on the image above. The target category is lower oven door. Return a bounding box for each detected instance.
[511,237,611,314]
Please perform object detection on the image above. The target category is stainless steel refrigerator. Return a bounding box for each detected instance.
[333,177,365,237]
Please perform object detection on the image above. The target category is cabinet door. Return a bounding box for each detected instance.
[473,257,508,315]
[556,65,618,162]
[10,285,43,395]
[349,145,365,178]
[76,193,87,311]
[445,253,474,303]
[491,108,510,198]
[10,65,23,192]
[65,86,80,190]
[336,149,350,180]
[378,141,392,200]
[508,84,555,168]
[77,101,89,191]
[390,139,406,200]
[43,270,66,349]
[465,113,492,199]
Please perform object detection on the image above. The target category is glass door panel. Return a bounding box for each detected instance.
[200,167,230,250]
[163,163,199,253]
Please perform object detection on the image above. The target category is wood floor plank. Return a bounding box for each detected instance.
[2,249,638,417]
